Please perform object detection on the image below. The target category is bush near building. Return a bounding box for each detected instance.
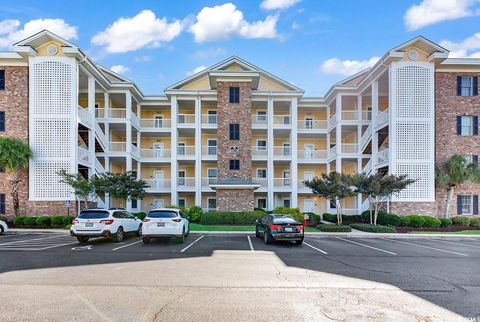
[272,206,303,222]
[440,218,452,227]
[350,224,396,233]
[317,224,352,232]
[201,211,265,225]
[323,213,362,224]
[452,216,471,227]
[470,218,480,228]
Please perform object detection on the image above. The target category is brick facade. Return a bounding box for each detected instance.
[0,66,75,218]
[216,189,255,212]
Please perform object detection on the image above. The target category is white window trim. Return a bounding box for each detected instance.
[461,115,474,136]
[207,197,217,210]
[256,139,267,150]
[256,110,267,121]
[460,76,474,96]
[256,168,267,179]
[207,168,218,178]
[178,198,186,207]
[256,197,267,208]
[459,195,473,215]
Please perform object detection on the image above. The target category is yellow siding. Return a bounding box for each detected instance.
[141,165,172,179]
[298,195,327,214]
[140,137,172,149]
[141,109,172,119]
[36,41,65,57]
[181,76,211,90]
[257,75,290,91]
[141,195,172,210]
[298,110,327,121]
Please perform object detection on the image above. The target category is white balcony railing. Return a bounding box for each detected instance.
[273,115,291,126]
[362,158,372,174]
[377,109,389,127]
[77,146,90,163]
[341,110,372,121]
[297,120,327,130]
[341,143,358,154]
[144,179,172,190]
[359,124,372,151]
[297,150,327,160]
[202,177,218,187]
[329,114,337,127]
[78,106,94,127]
[131,144,140,158]
[252,115,268,127]
[95,108,105,119]
[274,178,292,188]
[94,108,127,119]
[95,158,105,174]
[109,142,126,152]
[140,148,171,159]
[131,113,140,127]
[201,146,217,156]
[177,177,195,188]
[178,114,195,125]
[177,146,196,157]
[377,148,389,165]
[329,145,337,158]
[274,146,291,157]
[252,147,268,157]
[140,118,172,129]
[201,114,217,125]
[253,178,268,189]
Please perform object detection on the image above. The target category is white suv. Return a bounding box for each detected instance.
[70,208,142,243]
[0,219,8,235]
[142,208,190,244]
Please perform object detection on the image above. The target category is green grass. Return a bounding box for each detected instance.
[189,224,320,232]
[411,230,480,235]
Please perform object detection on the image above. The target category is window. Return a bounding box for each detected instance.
[457,76,478,96]
[229,86,240,103]
[207,198,217,210]
[458,195,473,215]
[208,140,217,155]
[207,168,218,184]
[257,198,267,209]
[208,111,217,124]
[178,198,186,208]
[283,199,290,208]
[257,169,267,179]
[229,159,240,170]
[330,200,336,209]
[131,199,138,209]
[0,70,4,90]
[256,111,267,122]
[464,154,478,165]
[0,111,4,132]
[457,115,478,136]
[0,194,4,214]
[229,123,240,140]
[256,139,266,151]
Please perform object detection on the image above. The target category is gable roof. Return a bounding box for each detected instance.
[13,29,78,50]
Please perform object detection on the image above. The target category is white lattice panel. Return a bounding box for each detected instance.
[29,57,77,200]
[390,61,435,202]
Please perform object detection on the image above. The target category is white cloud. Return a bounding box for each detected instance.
[189,3,278,42]
[134,55,152,62]
[91,10,184,53]
[404,0,479,31]
[186,65,207,76]
[440,32,480,57]
[291,22,301,29]
[190,48,227,60]
[318,56,380,76]
[110,65,129,74]
[260,0,301,10]
[0,18,77,48]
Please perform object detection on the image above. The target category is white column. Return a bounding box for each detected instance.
[103,92,109,119]
[105,122,110,152]
[290,97,298,208]
[88,76,95,115]
[335,95,342,173]
[171,96,178,206]
[104,156,110,208]
[125,92,133,211]
[357,157,362,212]
[194,96,202,206]
[372,81,379,170]
[137,160,142,211]
[267,97,274,210]
[126,91,132,119]
[87,76,96,177]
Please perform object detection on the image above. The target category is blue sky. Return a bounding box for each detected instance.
[1,0,479,96]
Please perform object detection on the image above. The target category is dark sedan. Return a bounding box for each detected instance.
[255,214,304,245]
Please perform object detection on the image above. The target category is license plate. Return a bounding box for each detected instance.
[285,227,293,232]
[157,222,165,227]
[85,223,93,227]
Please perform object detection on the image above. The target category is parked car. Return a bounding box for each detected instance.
[0,220,8,235]
[70,208,142,243]
[255,214,304,245]
[142,208,190,244]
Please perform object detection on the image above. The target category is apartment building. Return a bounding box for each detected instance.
[0,30,479,217]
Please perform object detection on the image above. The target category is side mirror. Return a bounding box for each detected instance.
[256,219,261,224]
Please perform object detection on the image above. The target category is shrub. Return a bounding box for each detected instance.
[51,216,65,226]
[254,207,267,213]
[377,213,402,227]
[421,216,441,228]
[14,216,27,226]
[186,206,202,223]
[322,213,336,222]
[133,212,147,221]
[35,216,51,226]
[470,217,480,228]
[406,215,425,227]
[62,216,73,226]
[439,218,452,227]
[350,224,396,233]
[272,207,303,222]
[317,224,352,232]
[399,216,410,227]
[200,211,265,225]
[452,216,471,227]
[322,213,361,224]
[304,212,321,222]
[23,217,38,226]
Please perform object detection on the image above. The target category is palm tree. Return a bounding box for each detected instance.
[436,154,480,218]
[0,136,32,216]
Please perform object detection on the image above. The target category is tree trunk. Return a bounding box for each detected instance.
[373,203,379,226]
[337,200,342,225]
[444,188,453,219]
[9,169,21,217]
[369,206,373,225]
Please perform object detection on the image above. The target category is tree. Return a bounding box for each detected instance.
[304,172,356,225]
[436,154,480,218]
[58,170,96,210]
[353,173,415,225]
[0,136,32,216]
[93,172,148,204]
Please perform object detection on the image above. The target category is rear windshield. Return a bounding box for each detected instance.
[273,216,298,224]
[78,211,109,219]
[148,211,178,218]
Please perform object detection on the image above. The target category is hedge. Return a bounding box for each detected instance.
[51,216,64,226]
[421,216,441,228]
[185,206,202,223]
[304,212,321,222]
[323,213,361,224]
[452,216,471,227]
[14,216,27,225]
[439,218,452,227]
[201,211,265,225]
[350,224,396,233]
[470,217,480,228]
[361,211,402,227]
[272,206,303,222]
[405,215,426,227]
[23,217,38,226]
[35,216,51,226]
[317,224,352,232]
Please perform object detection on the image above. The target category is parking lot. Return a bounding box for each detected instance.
[0,231,479,321]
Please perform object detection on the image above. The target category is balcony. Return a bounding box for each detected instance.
[252,146,267,160]
[177,114,195,127]
[341,110,371,121]
[297,180,312,193]
[273,115,291,128]
[140,119,171,131]
[376,148,389,167]
[297,149,327,162]
[274,178,292,191]
[77,146,90,165]
[140,148,171,162]
[78,106,94,128]
[273,146,291,159]
[253,178,268,191]
[201,177,218,190]
[376,109,389,129]
[109,142,126,153]
[201,146,217,160]
[177,146,196,159]
[177,177,195,191]
[252,115,268,128]
[328,145,337,159]
[144,179,172,193]
[297,120,327,131]
[341,143,358,154]
[201,114,217,127]
[95,108,127,119]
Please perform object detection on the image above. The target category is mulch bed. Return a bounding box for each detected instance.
[395,226,479,233]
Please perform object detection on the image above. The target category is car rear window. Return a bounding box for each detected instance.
[273,216,297,224]
[78,211,109,219]
[148,211,178,218]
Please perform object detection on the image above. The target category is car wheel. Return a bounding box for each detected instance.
[115,227,124,243]
[185,224,190,237]
[136,224,142,237]
[295,239,303,246]
[77,236,89,243]
[142,237,150,244]
[264,230,273,245]
[178,228,185,243]
[0,226,4,235]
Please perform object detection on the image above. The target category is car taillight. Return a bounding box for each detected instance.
[143,218,150,222]
[270,224,281,230]
[296,225,304,230]
[100,219,114,225]
[172,218,182,222]
[72,219,79,224]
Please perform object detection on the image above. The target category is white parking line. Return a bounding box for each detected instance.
[336,237,397,255]
[112,240,143,251]
[39,241,79,250]
[384,238,469,256]
[180,235,205,253]
[247,235,254,252]
[437,240,480,249]
[303,241,328,254]
[0,235,64,246]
